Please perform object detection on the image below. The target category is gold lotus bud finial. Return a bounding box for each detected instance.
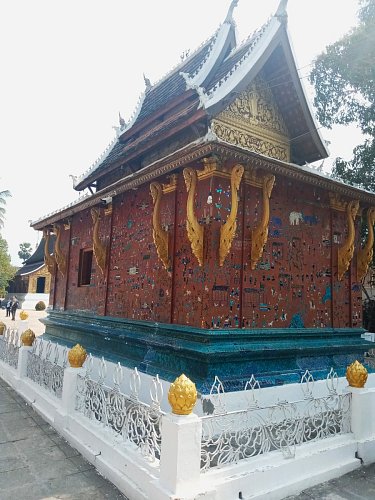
[168,374,197,415]
[68,344,87,368]
[20,310,29,321]
[0,321,5,335]
[346,360,368,388]
[21,328,36,346]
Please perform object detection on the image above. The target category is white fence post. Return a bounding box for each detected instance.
[17,346,32,379]
[350,386,375,463]
[159,412,202,498]
[61,367,85,415]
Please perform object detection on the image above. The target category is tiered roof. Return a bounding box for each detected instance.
[75,0,327,191]
[16,235,55,276]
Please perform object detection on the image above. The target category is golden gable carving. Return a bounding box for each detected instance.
[212,76,290,162]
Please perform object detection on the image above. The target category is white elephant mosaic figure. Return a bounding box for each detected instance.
[289,211,303,225]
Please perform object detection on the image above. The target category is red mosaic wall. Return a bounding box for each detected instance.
[56,159,363,329]
[63,209,111,314]
[106,185,173,322]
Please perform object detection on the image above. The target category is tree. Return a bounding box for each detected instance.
[0,189,11,228]
[18,242,33,263]
[309,0,375,189]
[0,236,16,296]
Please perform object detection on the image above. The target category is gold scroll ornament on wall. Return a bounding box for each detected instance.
[43,227,56,274]
[337,200,359,281]
[250,173,275,270]
[53,223,67,277]
[357,207,375,282]
[183,167,204,267]
[91,207,108,275]
[219,164,244,266]
[150,182,169,270]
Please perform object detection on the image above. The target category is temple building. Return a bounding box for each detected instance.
[31,1,375,389]
[6,235,55,309]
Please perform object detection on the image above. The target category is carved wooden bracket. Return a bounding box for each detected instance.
[197,156,221,180]
[150,182,169,270]
[104,203,113,216]
[219,164,244,266]
[91,207,108,275]
[337,200,359,281]
[162,174,178,194]
[53,223,67,277]
[183,167,204,267]
[250,173,275,270]
[43,228,56,274]
[357,207,375,282]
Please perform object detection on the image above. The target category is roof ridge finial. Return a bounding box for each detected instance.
[275,0,288,23]
[118,112,126,128]
[143,73,152,91]
[224,0,239,24]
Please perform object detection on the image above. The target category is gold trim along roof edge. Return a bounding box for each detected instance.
[31,139,375,230]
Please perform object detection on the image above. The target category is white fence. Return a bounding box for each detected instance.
[200,370,351,471]
[0,327,19,369]
[26,338,67,398]
[1,331,375,500]
[75,358,164,463]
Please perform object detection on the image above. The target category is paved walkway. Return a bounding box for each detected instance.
[0,378,127,500]
[1,309,47,337]
[286,464,375,499]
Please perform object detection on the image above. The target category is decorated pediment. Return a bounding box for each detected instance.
[212,76,290,162]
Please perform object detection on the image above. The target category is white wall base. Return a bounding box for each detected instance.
[204,436,360,500]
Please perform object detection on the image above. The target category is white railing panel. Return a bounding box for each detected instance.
[26,338,67,399]
[200,370,351,471]
[75,357,164,464]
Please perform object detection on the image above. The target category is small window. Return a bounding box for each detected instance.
[78,249,93,286]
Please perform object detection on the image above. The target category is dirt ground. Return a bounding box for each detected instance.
[1,308,47,337]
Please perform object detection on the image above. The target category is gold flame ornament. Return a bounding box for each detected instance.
[21,329,36,347]
[68,344,87,368]
[168,374,197,415]
[346,360,368,388]
[19,310,29,321]
[0,321,5,335]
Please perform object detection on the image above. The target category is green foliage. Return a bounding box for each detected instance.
[0,236,16,296]
[35,300,46,311]
[0,189,11,229]
[310,0,375,190]
[18,242,33,263]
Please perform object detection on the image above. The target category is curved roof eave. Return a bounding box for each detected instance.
[203,16,282,111]
[279,29,329,160]
[181,21,236,89]
[202,17,328,160]
[17,263,45,276]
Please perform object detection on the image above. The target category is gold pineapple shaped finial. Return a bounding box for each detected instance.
[168,374,197,415]
[21,328,36,346]
[346,360,368,388]
[68,344,87,368]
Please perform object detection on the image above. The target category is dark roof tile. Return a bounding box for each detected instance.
[135,37,214,124]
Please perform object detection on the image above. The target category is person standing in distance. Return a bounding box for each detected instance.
[10,296,19,321]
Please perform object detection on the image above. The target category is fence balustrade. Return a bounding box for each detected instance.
[0,327,19,369]
[26,338,67,398]
[75,355,164,462]
[200,369,351,471]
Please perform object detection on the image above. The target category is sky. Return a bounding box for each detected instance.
[0,0,363,266]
